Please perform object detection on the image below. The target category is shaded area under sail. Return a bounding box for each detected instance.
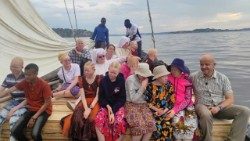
[0,0,74,81]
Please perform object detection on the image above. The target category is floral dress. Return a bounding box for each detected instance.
[145,81,175,141]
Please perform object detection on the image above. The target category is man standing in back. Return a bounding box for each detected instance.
[191,53,250,141]
[91,17,109,49]
[124,19,142,58]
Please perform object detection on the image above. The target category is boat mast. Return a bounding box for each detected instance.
[64,0,76,42]
[72,0,79,38]
[146,0,156,48]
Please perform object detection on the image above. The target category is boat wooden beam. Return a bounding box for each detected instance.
[0,100,249,141]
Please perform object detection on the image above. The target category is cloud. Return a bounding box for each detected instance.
[30,0,250,33]
[212,12,242,23]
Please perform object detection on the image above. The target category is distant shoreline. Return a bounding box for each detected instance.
[53,27,250,37]
[111,27,250,36]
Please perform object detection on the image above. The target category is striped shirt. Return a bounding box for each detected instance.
[1,72,25,98]
[190,70,233,106]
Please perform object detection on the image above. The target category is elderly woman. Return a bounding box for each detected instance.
[120,55,140,80]
[106,44,118,60]
[144,65,175,141]
[53,52,81,99]
[167,58,198,141]
[68,61,103,140]
[95,62,126,141]
[144,48,158,72]
[125,63,156,141]
[92,48,125,75]
[116,36,138,57]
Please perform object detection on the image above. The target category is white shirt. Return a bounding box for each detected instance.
[57,63,80,83]
[126,23,141,42]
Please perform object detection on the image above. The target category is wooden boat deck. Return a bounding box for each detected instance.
[0,98,72,141]
[0,99,249,141]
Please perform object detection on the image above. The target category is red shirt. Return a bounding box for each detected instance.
[16,78,52,115]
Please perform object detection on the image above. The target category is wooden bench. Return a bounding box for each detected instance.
[1,99,249,141]
[0,98,72,141]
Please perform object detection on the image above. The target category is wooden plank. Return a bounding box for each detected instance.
[1,98,249,141]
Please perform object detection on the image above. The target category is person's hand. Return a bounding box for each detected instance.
[27,117,36,128]
[106,105,112,112]
[141,78,148,89]
[209,106,220,115]
[6,109,15,120]
[83,107,91,119]
[166,109,175,120]
[155,108,165,116]
[108,112,115,124]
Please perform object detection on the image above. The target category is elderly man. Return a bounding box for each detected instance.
[191,53,250,141]
[0,57,27,141]
[68,38,91,74]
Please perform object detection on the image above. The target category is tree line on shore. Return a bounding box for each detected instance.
[52,28,92,37]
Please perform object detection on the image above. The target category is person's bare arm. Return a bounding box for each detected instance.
[90,87,99,109]
[210,91,234,114]
[7,99,27,120]
[0,95,11,103]
[218,91,234,109]
[32,97,51,119]
[0,86,17,98]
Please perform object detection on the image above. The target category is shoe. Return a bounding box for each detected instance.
[66,101,75,111]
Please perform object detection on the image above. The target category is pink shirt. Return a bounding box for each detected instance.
[120,63,134,80]
[167,73,193,114]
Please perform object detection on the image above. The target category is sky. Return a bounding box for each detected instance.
[30,0,250,34]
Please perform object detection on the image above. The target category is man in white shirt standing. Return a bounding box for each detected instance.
[124,19,142,58]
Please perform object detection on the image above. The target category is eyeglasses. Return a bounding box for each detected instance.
[98,55,105,58]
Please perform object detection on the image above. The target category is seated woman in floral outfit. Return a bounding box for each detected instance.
[145,65,175,141]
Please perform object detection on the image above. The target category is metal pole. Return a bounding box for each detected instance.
[146,0,156,48]
[64,0,76,42]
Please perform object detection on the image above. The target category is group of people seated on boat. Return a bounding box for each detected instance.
[0,36,250,141]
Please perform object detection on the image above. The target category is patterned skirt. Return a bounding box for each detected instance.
[70,98,100,140]
[95,107,126,141]
[172,106,198,140]
[153,114,174,141]
[125,102,156,136]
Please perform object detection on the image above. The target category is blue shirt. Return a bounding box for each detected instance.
[91,24,109,43]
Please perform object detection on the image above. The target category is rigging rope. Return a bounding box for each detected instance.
[146,0,156,48]
[72,0,79,38]
[63,0,76,42]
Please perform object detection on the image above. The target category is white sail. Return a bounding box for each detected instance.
[0,0,74,81]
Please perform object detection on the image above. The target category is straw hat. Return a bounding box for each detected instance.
[153,65,169,80]
[134,63,152,77]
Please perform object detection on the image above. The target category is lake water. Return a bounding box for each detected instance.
[75,31,250,108]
